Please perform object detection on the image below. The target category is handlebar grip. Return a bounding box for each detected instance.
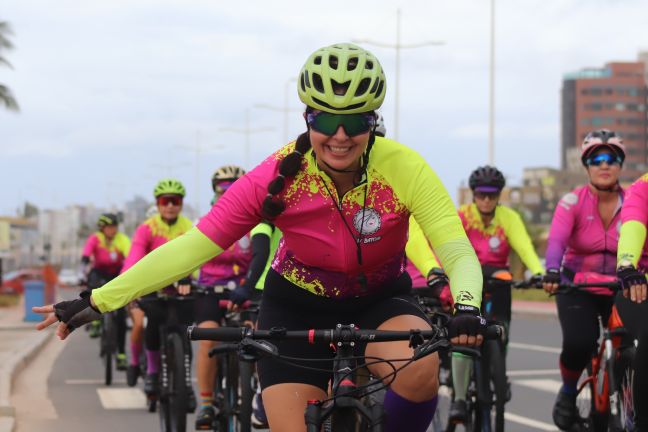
[187,325,246,341]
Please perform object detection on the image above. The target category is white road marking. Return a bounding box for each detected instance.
[66,378,126,385]
[513,378,562,394]
[508,369,560,377]
[96,388,147,409]
[504,412,559,431]
[509,342,561,354]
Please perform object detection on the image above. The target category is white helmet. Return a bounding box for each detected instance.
[374,112,386,137]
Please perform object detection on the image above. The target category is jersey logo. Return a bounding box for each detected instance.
[353,208,382,235]
[488,236,501,250]
[559,192,578,210]
[456,291,474,303]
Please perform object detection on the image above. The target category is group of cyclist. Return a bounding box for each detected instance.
[35,42,647,432]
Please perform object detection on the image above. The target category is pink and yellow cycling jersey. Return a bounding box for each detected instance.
[123,214,193,273]
[198,234,252,287]
[458,203,543,274]
[618,174,648,270]
[195,137,481,304]
[546,185,624,276]
[82,232,131,276]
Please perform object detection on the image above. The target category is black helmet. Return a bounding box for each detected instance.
[97,213,119,228]
[469,166,506,192]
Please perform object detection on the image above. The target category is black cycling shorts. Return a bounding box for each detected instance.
[257,269,429,392]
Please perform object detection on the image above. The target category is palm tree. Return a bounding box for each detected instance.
[0,21,19,111]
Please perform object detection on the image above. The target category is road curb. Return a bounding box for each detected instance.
[0,328,53,432]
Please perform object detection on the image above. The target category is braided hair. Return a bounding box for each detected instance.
[261,113,377,220]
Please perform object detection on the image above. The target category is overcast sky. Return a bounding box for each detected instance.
[1,0,647,215]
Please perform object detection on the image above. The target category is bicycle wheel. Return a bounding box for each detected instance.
[101,313,115,386]
[330,407,359,432]
[212,354,228,432]
[575,364,607,432]
[609,346,635,432]
[159,333,187,432]
[483,340,506,432]
[225,352,242,431]
[238,361,254,432]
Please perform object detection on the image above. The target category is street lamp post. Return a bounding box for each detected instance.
[354,8,445,141]
[220,109,274,169]
[255,77,300,143]
[488,0,496,165]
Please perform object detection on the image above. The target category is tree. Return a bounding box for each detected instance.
[0,21,19,111]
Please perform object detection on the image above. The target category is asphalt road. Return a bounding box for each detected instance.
[13,306,563,431]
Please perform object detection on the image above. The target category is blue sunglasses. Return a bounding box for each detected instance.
[586,153,622,167]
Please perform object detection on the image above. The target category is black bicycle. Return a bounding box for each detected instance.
[189,321,502,431]
[139,289,195,432]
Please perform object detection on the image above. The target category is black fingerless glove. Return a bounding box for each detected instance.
[542,269,561,285]
[177,277,191,286]
[529,274,543,287]
[229,285,253,306]
[448,304,486,339]
[617,265,646,290]
[426,268,449,290]
[54,291,102,332]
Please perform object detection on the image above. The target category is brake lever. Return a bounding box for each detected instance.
[239,338,279,359]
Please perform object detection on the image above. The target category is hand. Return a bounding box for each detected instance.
[227,285,253,312]
[617,266,647,303]
[176,277,192,296]
[529,274,543,287]
[448,304,485,346]
[542,269,561,294]
[32,292,101,340]
[426,268,448,291]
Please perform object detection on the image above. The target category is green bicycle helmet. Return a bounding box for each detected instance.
[153,178,186,198]
[97,213,119,228]
[298,43,386,114]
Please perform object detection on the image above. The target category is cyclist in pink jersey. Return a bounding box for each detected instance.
[36,43,485,432]
[616,173,648,431]
[81,213,131,366]
[194,165,253,430]
[543,129,627,430]
[450,166,544,423]
[124,179,195,406]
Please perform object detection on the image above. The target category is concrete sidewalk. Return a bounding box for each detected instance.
[0,298,53,432]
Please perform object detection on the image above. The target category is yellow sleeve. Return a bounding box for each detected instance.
[618,221,647,268]
[501,207,544,275]
[406,216,441,276]
[92,227,222,312]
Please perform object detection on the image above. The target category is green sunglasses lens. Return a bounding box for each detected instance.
[309,112,374,136]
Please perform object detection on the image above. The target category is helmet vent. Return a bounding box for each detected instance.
[314,56,322,65]
[312,97,365,111]
[332,80,350,96]
[369,78,379,93]
[347,57,358,71]
[329,55,339,70]
[300,73,306,91]
[365,60,374,70]
[355,78,371,96]
[312,73,324,92]
[375,80,384,98]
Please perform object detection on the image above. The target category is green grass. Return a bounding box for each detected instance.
[0,294,20,307]
[512,288,553,302]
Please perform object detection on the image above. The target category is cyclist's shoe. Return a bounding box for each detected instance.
[126,365,140,387]
[552,391,576,430]
[195,406,215,430]
[116,353,128,371]
[143,373,159,397]
[186,387,197,413]
[88,320,101,338]
[505,376,512,402]
[449,399,468,424]
[251,393,269,429]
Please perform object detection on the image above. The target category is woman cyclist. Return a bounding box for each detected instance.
[449,166,544,423]
[35,43,484,432]
[194,165,253,430]
[616,173,648,431]
[542,129,627,430]
[121,179,195,404]
[81,213,131,369]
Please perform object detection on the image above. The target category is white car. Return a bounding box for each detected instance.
[58,268,83,286]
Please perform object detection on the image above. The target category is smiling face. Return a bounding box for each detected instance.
[309,126,370,173]
[585,149,621,190]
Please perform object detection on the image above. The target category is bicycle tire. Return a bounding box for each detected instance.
[609,346,635,432]
[226,351,241,431]
[484,340,506,432]
[170,332,188,432]
[212,354,228,432]
[575,363,607,432]
[238,361,254,432]
[101,313,114,386]
[330,407,359,432]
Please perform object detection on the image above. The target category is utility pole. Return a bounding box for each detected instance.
[354,9,445,141]
[488,0,496,165]
[220,109,274,169]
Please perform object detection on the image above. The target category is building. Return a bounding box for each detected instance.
[561,62,648,182]
[0,216,39,272]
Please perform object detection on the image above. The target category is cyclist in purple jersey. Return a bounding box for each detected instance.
[543,129,627,430]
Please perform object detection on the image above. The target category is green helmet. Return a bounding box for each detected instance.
[97,213,119,228]
[298,43,386,114]
[153,178,186,198]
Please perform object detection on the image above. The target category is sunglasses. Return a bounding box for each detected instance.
[214,181,234,194]
[157,195,183,207]
[474,191,500,200]
[306,111,376,137]
[586,153,622,167]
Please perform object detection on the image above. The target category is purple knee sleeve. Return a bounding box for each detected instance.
[383,388,438,432]
[146,349,160,374]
